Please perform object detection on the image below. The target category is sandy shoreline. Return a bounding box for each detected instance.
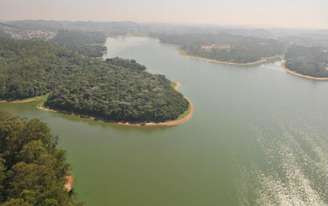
[107,80,193,127]
[64,176,74,193]
[37,103,58,113]
[283,63,328,81]
[179,49,282,66]
[115,98,193,128]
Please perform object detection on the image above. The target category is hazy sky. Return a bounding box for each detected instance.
[0,0,327,29]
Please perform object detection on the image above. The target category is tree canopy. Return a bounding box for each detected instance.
[51,30,107,57]
[155,33,284,64]
[0,112,81,206]
[285,45,328,77]
[0,36,189,123]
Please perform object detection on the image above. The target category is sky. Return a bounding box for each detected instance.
[0,0,327,29]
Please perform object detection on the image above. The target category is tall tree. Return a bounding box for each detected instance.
[0,112,81,206]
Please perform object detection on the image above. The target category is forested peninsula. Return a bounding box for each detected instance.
[156,32,328,79]
[155,33,284,65]
[0,34,190,124]
[285,45,328,79]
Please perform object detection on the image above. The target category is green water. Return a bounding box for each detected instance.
[1,36,328,206]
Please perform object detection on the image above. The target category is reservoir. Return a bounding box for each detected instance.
[1,36,328,205]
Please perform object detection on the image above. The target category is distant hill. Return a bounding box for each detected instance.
[3,20,328,79]
[7,20,143,36]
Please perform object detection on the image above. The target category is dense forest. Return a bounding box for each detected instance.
[0,112,81,206]
[155,33,285,64]
[44,55,188,123]
[285,45,328,77]
[0,36,189,123]
[51,30,107,57]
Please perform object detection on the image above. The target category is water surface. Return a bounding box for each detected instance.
[1,36,328,206]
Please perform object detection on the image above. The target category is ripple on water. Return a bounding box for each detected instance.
[241,121,328,206]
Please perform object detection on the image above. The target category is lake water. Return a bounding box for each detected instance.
[1,36,328,206]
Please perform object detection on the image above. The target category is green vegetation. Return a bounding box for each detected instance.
[45,56,188,123]
[0,38,64,99]
[51,30,107,57]
[0,112,81,206]
[0,36,189,123]
[4,20,328,79]
[156,33,328,78]
[285,45,328,77]
[156,33,284,64]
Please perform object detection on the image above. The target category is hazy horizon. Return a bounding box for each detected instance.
[0,0,327,29]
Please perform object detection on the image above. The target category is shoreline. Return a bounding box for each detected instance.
[37,102,58,113]
[179,49,282,66]
[115,97,193,128]
[64,176,74,193]
[36,81,193,128]
[0,96,46,104]
[37,97,193,128]
[283,63,328,81]
[171,80,181,90]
